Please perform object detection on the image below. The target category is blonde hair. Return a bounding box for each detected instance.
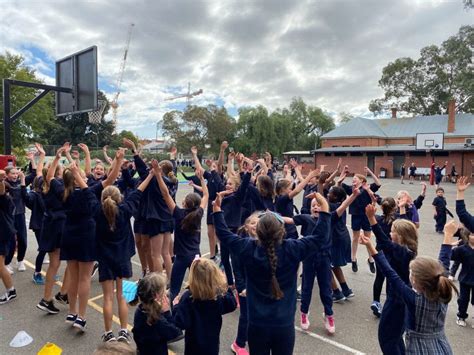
[354,173,367,184]
[101,186,122,231]
[410,256,458,303]
[132,272,166,325]
[392,219,418,255]
[396,190,413,204]
[228,174,241,191]
[189,258,227,301]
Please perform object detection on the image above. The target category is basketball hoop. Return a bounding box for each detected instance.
[88,100,107,124]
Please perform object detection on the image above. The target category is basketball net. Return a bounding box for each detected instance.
[88,100,107,124]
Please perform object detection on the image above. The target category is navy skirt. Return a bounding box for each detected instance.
[39,216,65,253]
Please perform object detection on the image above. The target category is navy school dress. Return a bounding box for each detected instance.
[173,288,237,355]
[23,186,45,234]
[203,170,224,226]
[132,306,182,355]
[94,189,141,282]
[329,202,352,268]
[275,194,299,239]
[342,182,380,232]
[40,179,66,253]
[246,184,275,213]
[0,194,16,257]
[60,186,100,262]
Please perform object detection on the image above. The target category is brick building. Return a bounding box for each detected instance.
[312,103,474,178]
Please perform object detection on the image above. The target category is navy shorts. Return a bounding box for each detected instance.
[351,214,372,232]
[145,219,174,237]
[98,260,132,282]
[0,238,9,256]
[133,218,146,235]
[39,217,65,253]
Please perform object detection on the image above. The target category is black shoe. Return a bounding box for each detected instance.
[55,292,69,305]
[351,260,358,272]
[368,259,376,274]
[342,288,355,299]
[0,289,17,304]
[37,299,60,314]
[117,329,132,344]
[73,317,87,332]
[102,331,117,343]
[65,313,77,324]
[332,290,346,303]
[91,262,99,277]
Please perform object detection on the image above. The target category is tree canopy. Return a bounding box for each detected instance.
[369,25,473,116]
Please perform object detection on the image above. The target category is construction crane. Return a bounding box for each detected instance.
[164,82,203,106]
[110,23,134,129]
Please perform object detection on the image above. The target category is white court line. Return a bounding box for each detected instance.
[295,326,366,355]
[131,252,211,268]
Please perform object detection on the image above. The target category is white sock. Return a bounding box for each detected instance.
[7,287,15,292]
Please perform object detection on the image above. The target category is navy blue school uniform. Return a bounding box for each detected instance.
[203,170,224,225]
[300,183,317,215]
[246,184,275,213]
[342,182,380,232]
[329,202,351,268]
[451,244,474,320]
[133,306,182,355]
[94,190,141,282]
[213,211,330,355]
[456,200,474,233]
[169,206,204,302]
[293,214,333,317]
[87,174,105,187]
[371,221,416,355]
[181,171,203,196]
[374,245,453,354]
[275,194,299,239]
[433,196,447,232]
[173,288,237,355]
[400,166,406,177]
[409,166,416,177]
[0,194,16,257]
[434,165,446,185]
[40,179,66,252]
[60,187,100,262]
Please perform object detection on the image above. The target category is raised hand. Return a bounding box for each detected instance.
[213,191,223,212]
[220,141,229,150]
[190,146,198,155]
[62,142,71,153]
[457,176,470,192]
[55,147,65,158]
[34,143,45,156]
[122,138,136,152]
[365,204,377,219]
[78,143,90,154]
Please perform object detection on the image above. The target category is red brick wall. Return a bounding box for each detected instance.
[323,136,470,148]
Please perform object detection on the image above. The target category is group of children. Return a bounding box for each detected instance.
[0,140,473,355]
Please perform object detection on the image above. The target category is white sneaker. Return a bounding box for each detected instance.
[6,264,14,275]
[17,261,26,272]
[43,258,50,265]
[456,317,467,327]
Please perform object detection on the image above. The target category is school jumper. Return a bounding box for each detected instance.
[203,170,224,226]
[371,221,415,355]
[300,183,317,215]
[456,200,474,233]
[39,179,66,253]
[94,190,141,282]
[246,184,275,213]
[450,244,474,320]
[275,194,299,239]
[342,183,380,232]
[434,165,446,185]
[213,211,330,355]
[169,206,204,302]
[181,171,203,196]
[293,214,333,317]
[374,244,454,354]
[173,288,237,355]
[432,196,448,233]
[0,194,16,257]
[132,305,182,355]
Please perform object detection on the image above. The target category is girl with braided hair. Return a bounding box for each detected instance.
[213,192,331,355]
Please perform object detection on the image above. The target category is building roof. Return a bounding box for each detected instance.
[283,151,312,155]
[142,141,167,150]
[313,143,474,153]
[322,114,474,139]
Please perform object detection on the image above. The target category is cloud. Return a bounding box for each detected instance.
[0,0,471,138]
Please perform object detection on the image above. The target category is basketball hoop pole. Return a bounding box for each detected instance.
[2,79,73,154]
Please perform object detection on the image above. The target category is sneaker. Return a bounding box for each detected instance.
[37,299,60,314]
[91,262,99,277]
[117,329,132,343]
[342,288,355,299]
[332,290,346,303]
[368,259,376,274]
[296,290,302,302]
[73,317,87,332]
[351,260,358,272]
[55,292,69,305]
[0,289,17,304]
[231,341,249,355]
[6,264,14,275]
[300,312,310,330]
[371,301,382,318]
[102,331,117,343]
[167,333,184,344]
[65,313,77,324]
[17,261,26,272]
[323,313,335,334]
[43,257,50,264]
[456,317,467,327]
[32,273,45,285]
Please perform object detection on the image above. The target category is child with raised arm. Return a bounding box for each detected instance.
[213,192,330,355]
[455,177,474,232]
[360,220,458,354]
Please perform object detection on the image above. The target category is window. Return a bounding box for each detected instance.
[325,153,332,157]
[387,152,405,157]
[433,151,449,157]
[334,152,347,156]
[350,152,363,156]
[367,152,384,157]
[409,151,426,157]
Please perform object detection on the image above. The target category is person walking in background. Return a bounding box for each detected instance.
[400,163,406,184]
[409,162,417,184]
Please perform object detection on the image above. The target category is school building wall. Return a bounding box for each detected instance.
[321,136,470,149]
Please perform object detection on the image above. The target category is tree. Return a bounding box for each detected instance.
[338,112,354,125]
[369,25,474,116]
[0,52,57,151]
[110,130,139,148]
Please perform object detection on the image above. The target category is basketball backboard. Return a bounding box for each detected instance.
[416,133,444,150]
[56,46,98,116]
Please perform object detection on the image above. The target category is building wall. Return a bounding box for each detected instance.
[322,136,471,148]
[314,151,474,178]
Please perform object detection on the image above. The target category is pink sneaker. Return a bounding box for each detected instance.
[301,312,310,330]
[231,342,249,355]
[323,313,335,334]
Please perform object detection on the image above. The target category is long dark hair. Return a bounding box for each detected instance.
[256,213,285,300]
[181,193,202,234]
[381,197,397,226]
[257,175,275,199]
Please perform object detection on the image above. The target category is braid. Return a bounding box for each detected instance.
[263,240,284,300]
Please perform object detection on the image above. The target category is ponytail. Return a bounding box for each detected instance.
[265,241,284,300]
[159,160,178,185]
[131,273,166,325]
[381,197,397,225]
[101,186,122,232]
[62,168,75,202]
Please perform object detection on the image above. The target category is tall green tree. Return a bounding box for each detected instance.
[369,25,474,116]
[0,52,56,151]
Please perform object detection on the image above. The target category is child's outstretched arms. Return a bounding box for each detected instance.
[455,177,474,232]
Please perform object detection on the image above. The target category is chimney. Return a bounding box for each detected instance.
[391,107,397,119]
[448,99,455,133]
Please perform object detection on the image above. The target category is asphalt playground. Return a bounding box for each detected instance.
[0,178,473,354]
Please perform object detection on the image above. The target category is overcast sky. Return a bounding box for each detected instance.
[0,0,472,138]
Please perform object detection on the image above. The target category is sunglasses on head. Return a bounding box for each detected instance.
[257,211,284,225]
